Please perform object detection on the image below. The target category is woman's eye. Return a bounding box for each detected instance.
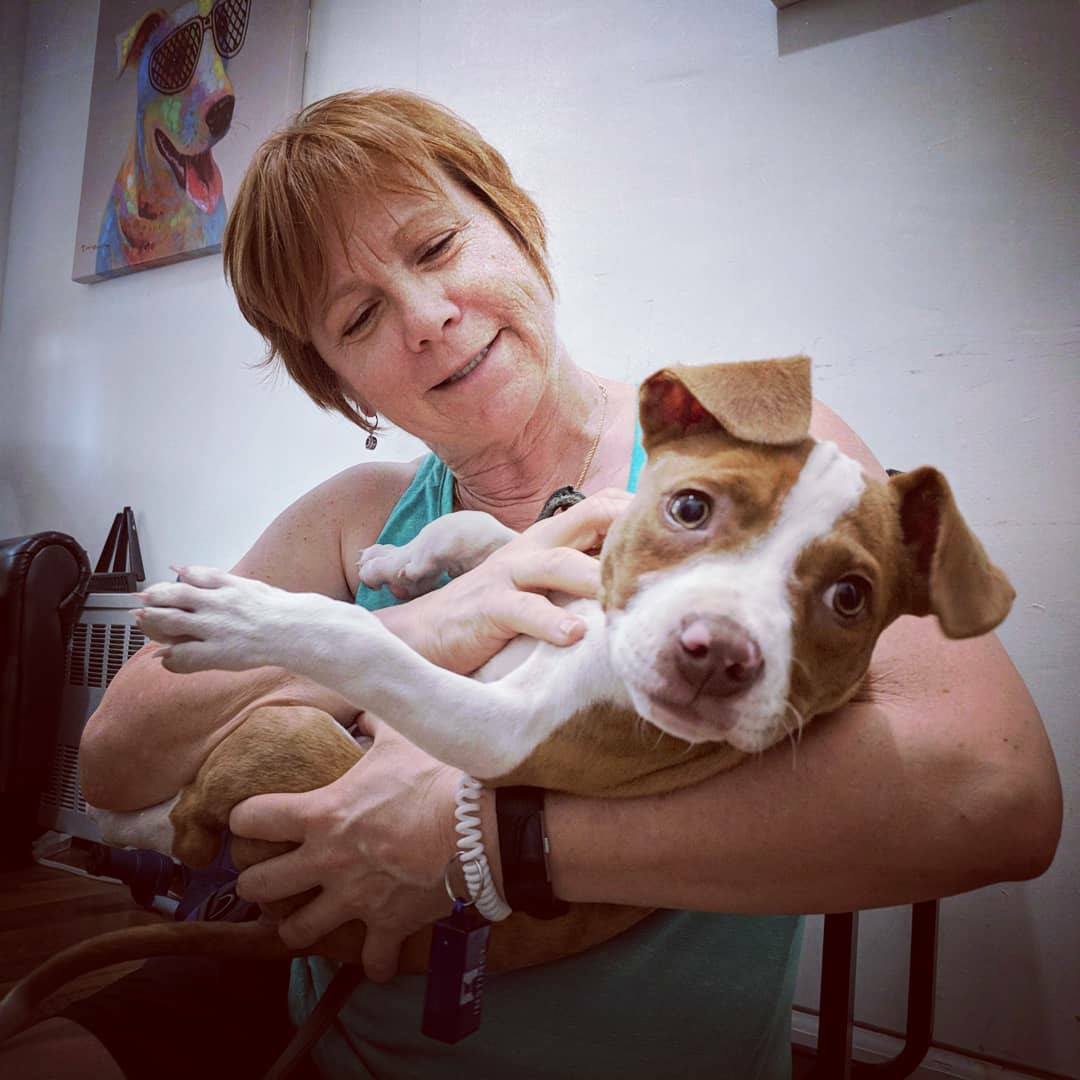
[824,575,872,619]
[421,232,457,262]
[666,490,712,529]
[343,306,375,339]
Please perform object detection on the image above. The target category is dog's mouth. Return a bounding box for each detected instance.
[633,690,740,745]
[155,129,223,215]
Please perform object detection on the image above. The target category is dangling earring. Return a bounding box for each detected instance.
[362,408,379,450]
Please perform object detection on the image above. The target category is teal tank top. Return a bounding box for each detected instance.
[291,428,802,1079]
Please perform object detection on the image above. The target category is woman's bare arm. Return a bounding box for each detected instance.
[545,615,1060,912]
[544,399,1061,910]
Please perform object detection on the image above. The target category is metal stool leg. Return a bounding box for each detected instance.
[799,901,939,1080]
[814,911,857,1079]
[852,900,939,1079]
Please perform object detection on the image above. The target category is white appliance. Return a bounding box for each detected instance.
[37,592,145,841]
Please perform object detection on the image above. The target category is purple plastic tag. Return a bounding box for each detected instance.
[421,900,491,1043]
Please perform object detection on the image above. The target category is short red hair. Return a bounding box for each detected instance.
[223,90,552,432]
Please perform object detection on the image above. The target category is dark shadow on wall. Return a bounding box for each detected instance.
[777,0,980,55]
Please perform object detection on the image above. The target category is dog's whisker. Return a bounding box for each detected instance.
[784,699,807,742]
[776,710,796,762]
[780,700,808,767]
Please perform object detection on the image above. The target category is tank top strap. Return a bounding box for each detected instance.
[627,416,646,493]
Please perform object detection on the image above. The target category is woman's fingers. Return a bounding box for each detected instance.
[373,488,634,672]
[490,588,588,646]
[236,844,325,905]
[526,488,633,551]
[274,887,359,951]
[508,546,601,598]
[232,791,337,903]
[361,927,408,984]
[230,791,307,843]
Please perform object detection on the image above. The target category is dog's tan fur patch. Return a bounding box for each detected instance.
[488,701,746,797]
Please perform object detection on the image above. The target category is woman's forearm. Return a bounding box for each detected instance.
[544,623,1061,914]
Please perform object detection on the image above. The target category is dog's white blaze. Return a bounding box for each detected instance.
[609,441,866,751]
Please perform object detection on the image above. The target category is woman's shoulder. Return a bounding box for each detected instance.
[809,398,886,479]
[233,457,427,601]
[310,456,426,512]
[325,457,430,593]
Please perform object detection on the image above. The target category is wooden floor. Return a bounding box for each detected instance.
[1,855,827,1076]
[0,857,165,1017]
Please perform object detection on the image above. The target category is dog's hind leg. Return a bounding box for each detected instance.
[170,705,364,870]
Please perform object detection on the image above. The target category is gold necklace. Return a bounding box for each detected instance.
[452,374,609,509]
[574,374,609,490]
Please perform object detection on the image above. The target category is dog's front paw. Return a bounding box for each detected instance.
[357,542,445,599]
[135,566,313,674]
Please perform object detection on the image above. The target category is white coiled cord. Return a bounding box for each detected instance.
[454,773,512,922]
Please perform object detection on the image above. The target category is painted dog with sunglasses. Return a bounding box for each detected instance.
[96,0,249,275]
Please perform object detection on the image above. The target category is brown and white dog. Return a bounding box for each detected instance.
[0,356,1014,1039]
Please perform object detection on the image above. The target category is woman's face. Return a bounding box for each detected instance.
[308,171,559,454]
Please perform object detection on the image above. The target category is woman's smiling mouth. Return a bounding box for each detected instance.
[437,332,500,388]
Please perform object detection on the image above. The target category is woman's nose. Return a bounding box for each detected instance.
[401,281,461,352]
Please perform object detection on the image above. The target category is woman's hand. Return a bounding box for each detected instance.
[230,712,461,982]
[379,488,632,674]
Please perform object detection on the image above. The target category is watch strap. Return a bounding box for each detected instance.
[496,786,570,920]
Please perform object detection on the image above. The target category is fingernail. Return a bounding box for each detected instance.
[560,618,583,641]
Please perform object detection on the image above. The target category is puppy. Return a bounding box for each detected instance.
[0,356,1014,1040]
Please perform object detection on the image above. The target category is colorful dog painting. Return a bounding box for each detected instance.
[73,0,307,283]
[95,0,247,275]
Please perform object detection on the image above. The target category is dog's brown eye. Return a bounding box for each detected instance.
[667,490,712,529]
[826,575,872,618]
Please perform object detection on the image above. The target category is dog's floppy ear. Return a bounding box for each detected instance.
[640,356,812,453]
[891,466,1015,637]
[116,9,167,77]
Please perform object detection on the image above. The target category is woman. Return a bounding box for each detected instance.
[9,91,1060,1078]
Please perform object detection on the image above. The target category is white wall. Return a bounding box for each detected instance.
[2,1,1077,1074]
[0,0,29,334]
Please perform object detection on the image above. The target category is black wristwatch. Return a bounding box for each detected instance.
[496,786,570,919]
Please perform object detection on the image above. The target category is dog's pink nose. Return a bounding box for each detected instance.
[677,616,763,697]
